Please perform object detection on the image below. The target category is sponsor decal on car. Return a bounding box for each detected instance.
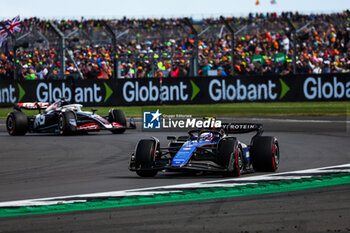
[112,122,125,128]
[76,123,100,130]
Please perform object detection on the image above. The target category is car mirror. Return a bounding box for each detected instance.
[129,117,136,128]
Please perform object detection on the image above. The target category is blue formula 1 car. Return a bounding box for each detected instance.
[129,123,279,177]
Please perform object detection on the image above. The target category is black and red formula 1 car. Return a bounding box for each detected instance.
[6,99,135,136]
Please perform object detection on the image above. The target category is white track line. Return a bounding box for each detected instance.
[0,163,349,207]
[248,118,350,123]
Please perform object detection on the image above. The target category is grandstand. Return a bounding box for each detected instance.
[0,10,349,80]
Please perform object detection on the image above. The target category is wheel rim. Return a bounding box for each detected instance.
[7,116,14,133]
[233,148,244,173]
[274,144,279,168]
[58,116,64,132]
[237,149,244,171]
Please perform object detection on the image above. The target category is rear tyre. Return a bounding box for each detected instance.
[6,112,28,136]
[59,111,76,135]
[134,139,158,177]
[109,109,126,134]
[251,136,279,172]
[218,139,243,177]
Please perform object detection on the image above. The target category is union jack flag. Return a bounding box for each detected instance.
[0,32,8,47]
[7,15,21,33]
[0,15,21,47]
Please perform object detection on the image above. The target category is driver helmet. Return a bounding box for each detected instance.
[199,132,213,141]
[51,101,60,110]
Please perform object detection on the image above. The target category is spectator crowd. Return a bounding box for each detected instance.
[0,10,349,80]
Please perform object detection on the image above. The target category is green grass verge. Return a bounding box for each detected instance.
[0,172,349,218]
[0,102,349,119]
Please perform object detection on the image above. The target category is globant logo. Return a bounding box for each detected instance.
[0,84,17,103]
[0,83,26,104]
[209,79,278,101]
[303,77,350,100]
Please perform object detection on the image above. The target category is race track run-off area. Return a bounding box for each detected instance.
[0,116,349,232]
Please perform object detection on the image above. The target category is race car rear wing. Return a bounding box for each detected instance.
[14,102,49,111]
[221,123,263,135]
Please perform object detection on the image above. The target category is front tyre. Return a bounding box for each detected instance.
[59,111,76,135]
[134,139,158,177]
[251,136,279,172]
[218,139,243,177]
[6,112,28,136]
[109,109,126,134]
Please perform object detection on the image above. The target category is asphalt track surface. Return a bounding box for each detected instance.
[0,116,349,232]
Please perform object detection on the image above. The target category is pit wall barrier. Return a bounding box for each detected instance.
[1,73,350,107]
